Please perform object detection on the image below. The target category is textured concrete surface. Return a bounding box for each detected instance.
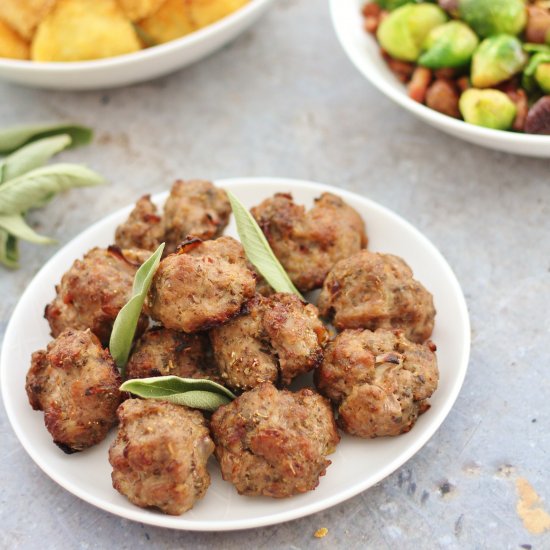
[1,0,549,549]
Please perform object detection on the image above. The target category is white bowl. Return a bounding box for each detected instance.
[331,0,550,157]
[0,0,275,90]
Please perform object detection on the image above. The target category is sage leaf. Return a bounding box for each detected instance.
[120,376,236,412]
[0,163,104,215]
[0,134,71,183]
[109,243,165,375]
[0,229,18,269]
[0,214,55,244]
[227,190,303,299]
[0,123,92,154]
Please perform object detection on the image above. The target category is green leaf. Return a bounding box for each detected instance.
[120,375,236,412]
[0,214,55,244]
[227,190,303,299]
[109,243,165,375]
[0,123,92,154]
[0,134,72,183]
[0,229,18,269]
[0,163,104,215]
[524,43,550,55]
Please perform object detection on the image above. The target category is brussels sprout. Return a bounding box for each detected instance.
[522,51,550,92]
[471,35,527,88]
[459,0,527,38]
[459,89,517,130]
[377,4,448,62]
[535,63,550,93]
[419,21,479,68]
[373,0,415,9]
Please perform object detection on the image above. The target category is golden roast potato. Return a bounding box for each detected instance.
[0,19,30,60]
[0,0,57,41]
[117,0,169,22]
[31,0,141,62]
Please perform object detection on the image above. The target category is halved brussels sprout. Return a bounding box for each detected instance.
[471,34,527,88]
[373,0,415,9]
[459,89,517,130]
[522,51,550,92]
[459,0,527,38]
[377,4,448,62]
[419,20,479,68]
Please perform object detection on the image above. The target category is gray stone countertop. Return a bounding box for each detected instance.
[1,1,549,549]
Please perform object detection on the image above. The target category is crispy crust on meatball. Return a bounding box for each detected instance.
[109,399,214,515]
[163,180,231,254]
[210,293,328,391]
[45,246,150,346]
[25,329,122,453]
[211,382,340,498]
[114,195,164,252]
[318,250,435,343]
[251,192,367,292]
[126,327,220,381]
[146,236,256,333]
[315,329,438,438]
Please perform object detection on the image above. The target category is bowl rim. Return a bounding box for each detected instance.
[0,0,275,73]
[330,0,550,145]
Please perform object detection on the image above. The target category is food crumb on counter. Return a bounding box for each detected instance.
[313,527,328,539]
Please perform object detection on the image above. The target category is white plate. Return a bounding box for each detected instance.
[0,0,275,90]
[1,177,470,531]
[331,0,550,157]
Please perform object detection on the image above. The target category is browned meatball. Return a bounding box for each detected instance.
[210,293,328,391]
[316,329,438,438]
[251,192,367,292]
[109,399,214,515]
[25,329,122,453]
[146,236,256,333]
[126,327,219,381]
[163,180,231,254]
[114,195,164,252]
[318,250,435,343]
[211,382,339,498]
[45,246,150,346]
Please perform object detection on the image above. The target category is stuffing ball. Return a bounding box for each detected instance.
[318,250,435,343]
[109,399,214,515]
[251,192,367,292]
[25,329,122,453]
[126,327,219,381]
[210,382,340,498]
[210,293,328,391]
[315,329,438,438]
[45,246,150,346]
[163,179,231,254]
[146,236,256,333]
[114,194,163,252]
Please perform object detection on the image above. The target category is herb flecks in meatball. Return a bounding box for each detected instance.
[114,195,164,252]
[163,180,231,254]
[210,293,328,391]
[316,329,438,438]
[211,382,340,498]
[146,236,256,333]
[45,246,150,346]
[126,327,219,382]
[318,250,435,343]
[26,329,122,453]
[109,399,214,515]
[251,192,367,292]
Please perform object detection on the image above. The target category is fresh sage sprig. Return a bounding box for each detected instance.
[0,163,104,215]
[227,190,303,299]
[0,122,92,154]
[0,123,101,269]
[0,134,71,183]
[120,376,236,412]
[109,243,165,376]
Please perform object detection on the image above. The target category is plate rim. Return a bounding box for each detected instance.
[0,0,276,74]
[1,176,470,531]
